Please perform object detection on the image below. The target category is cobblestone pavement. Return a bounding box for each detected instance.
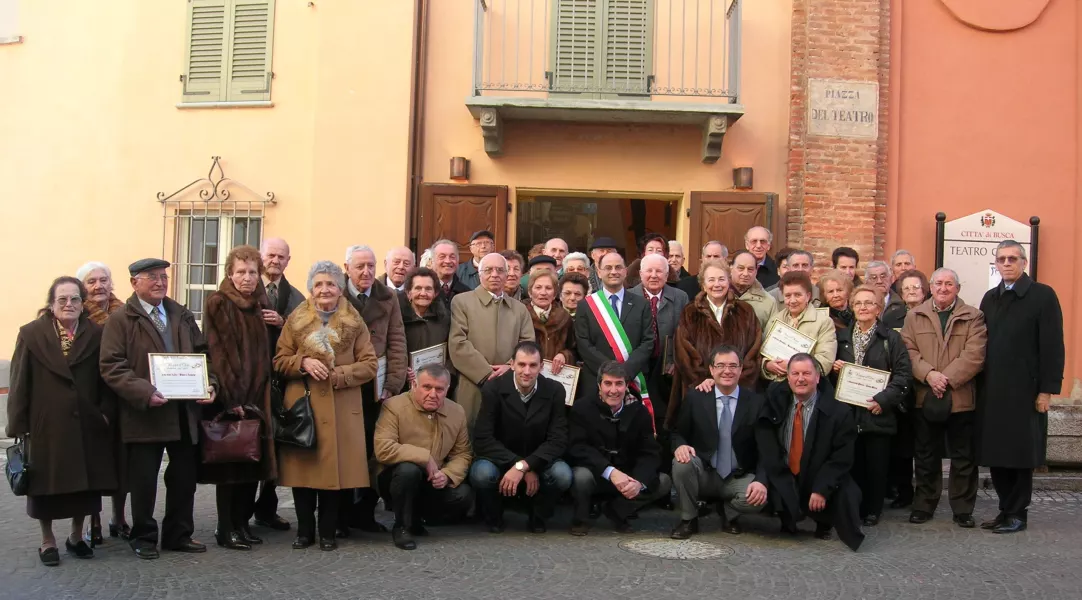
[2,482,1081,600]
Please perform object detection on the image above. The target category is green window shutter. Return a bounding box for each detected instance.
[551,0,603,95]
[182,0,228,102]
[602,0,652,95]
[224,0,274,101]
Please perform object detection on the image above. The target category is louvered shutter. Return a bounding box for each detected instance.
[551,0,603,95]
[602,0,651,95]
[224,0,274,101]
[182,0,228,101]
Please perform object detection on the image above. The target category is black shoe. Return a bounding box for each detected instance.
[953,514,976,528]
[239,527,263,545]
[890,498,912,509]
[84,522,104,548]
[319,537,337,551]
[392,526,417,550]
[408,524,429,537]
[216,531,252,551]
[909,510,933,524]
[780,519,800,535]
[65,537,94,559]
[814,524,833,540]
[603,504,634,534]
[254,514,291,531]
[354,518,389,533]
[992,517,1026,534]
[109,522,132,540]
[133,546,159,560]
[863,515,880,527]
[980,513,1007,530]
[165,539,207,553]
[670,518,699,540]
[38,546,60,567]
[291,535,314,549]
[528,515,547,534]
[588,503,602,520]
[335,526,351,539]
[721,517,743,535]
[569,520,590,536]
[487,521,505,534]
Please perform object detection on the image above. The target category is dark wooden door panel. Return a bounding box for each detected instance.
[688,192,776,273]
[418,184,509,260]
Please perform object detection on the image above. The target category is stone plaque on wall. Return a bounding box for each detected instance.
[807,79,879,140]
[943,209,1032,307]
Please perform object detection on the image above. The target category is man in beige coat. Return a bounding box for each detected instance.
[730,250,778,330]
[901,268,987,528]
[449,253,535,428]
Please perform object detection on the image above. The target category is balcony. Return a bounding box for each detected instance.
[466,0,744,162]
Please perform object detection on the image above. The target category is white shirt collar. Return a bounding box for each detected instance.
[706,297,726,322]
[644,287,664,301]
[138,297,164,318]
[715,386,740,400]
[533,304,551,318]
[348,279,371,298]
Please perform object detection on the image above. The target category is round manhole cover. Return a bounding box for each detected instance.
[619,539,735,560]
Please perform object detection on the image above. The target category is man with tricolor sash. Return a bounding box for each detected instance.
[574,252,657,426]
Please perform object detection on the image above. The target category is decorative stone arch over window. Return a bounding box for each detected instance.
[157,156,275,320]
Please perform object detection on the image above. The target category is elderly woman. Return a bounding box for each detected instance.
[882,269,930,329]
[762,271,837,381]
[75,262,129,546]
[818,269,855,331]
[7,277,117,566]
[833,285,912,526]
[559,272,590,319]
[401,266,453,385]
[274,261,378,551]
[563,253,590,277]
[199,246,277,551]
[668,260,762,422]
[525,271,576,374]
[500,250,526,302]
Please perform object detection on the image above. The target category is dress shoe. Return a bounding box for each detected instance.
[953,514,976,528]
[291,535,314,549]
[254,514,291,531]
[909,510,933,524]
[569,520,591,536]
[863,515,880,527]
[165,540,207,553]
[780,520,800,536]
[981,513,1007,530]
[528,515,547,534]
[814,524,833,540]
[721,517,743,535]
[109,522,132,540]
[392,526,417,551]
[133,546,159,560]
[239,527,263,545]
[65,537,94,559]
[216,531,252,551]
[38,546,60,567]
[670,518,699,540]
[408,524,429,537]
[992,517,1026,534]
[603,504,634,534]
[335,526,351,539]
[319,537,337,551]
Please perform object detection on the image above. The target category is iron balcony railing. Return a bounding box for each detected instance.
[472,0,741,102]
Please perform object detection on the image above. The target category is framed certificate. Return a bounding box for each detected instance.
[541,360,580,406]
[761,321,817,361]
[409,343,447,372]
[376,356,388,394]
[148,353,210,400]
[836,362,891,409]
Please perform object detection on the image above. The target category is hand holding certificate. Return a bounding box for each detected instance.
[541,360,580,406]
[409,343,447,372]
[836,363,890,409]
[761,321,817,361]
[149,353,211,401]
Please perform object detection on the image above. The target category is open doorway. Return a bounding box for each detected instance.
[515,195,678,260]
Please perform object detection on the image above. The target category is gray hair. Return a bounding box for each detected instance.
[703,241,729,259]
[429,239,457,254]
[994,240,1027,261]
[669,240,685,254]
[416,363,451,383]
[640,253,669,271]
[865,260,889,273]
[344,244,375,262]
[891,249,915,265]
[307,260,345,292]
[930,267,961,287]
[384,246,415,264]
[418,249,434,269]
[75,261,111,282]
[789,250,814,266]
[745,226,773,244]
[564,252,589,268]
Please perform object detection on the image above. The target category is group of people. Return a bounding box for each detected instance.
[6,224,1064,566]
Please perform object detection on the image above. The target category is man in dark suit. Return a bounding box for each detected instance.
[575,252,655,406]
[469,341,572,534]
[745,226,780,289]
[757,353,864,551]
[567,361,672,536]
[670,345,768,539]
[456,230,494,290]
[431,239,472,308]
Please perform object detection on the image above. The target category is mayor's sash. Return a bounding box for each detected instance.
[584,292,656,430]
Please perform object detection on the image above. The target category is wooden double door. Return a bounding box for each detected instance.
[687,191,778,274]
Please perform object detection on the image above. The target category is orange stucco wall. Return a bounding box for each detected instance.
[890,0,1082,398]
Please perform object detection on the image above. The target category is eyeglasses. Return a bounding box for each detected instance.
[995,255,1023,264]
[55,296,82,306]
[852,300,879,308]
[865,273,889,282]
[481,267,506,274]
[901,285,923,292]
[711,363,741,372]
[599,265,626,272]
[138,274,169,283]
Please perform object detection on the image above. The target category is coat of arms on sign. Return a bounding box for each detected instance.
[980,213,996,228]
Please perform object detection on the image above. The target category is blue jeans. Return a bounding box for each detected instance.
[469,458,572,524]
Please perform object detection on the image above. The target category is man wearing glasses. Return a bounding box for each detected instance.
[100,258,218,560]
[456,230,496,290]
[864,260,903,314]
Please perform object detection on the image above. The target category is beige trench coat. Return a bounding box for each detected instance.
[761,304,838,381]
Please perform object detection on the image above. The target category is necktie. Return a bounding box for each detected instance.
[649,295,660,357]
[442,283,451,298]
[267,282,278,307]
[789,403,804,475]
[609,294,620,319]
[358,292,368,312]
[150,306,166,334]
[714,396,734,478]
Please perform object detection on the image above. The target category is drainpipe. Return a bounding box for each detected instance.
[405,0,431,254]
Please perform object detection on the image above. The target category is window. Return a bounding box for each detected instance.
[181,0,275,104]
[175,215,262,321]
[551,0,652,97]
[0,0,21,45]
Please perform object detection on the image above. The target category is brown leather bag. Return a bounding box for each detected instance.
[201,407,264,464]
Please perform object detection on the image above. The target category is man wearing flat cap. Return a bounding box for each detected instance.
[100,258,219,560]
[589,237,619,295]
[457,230,495,290]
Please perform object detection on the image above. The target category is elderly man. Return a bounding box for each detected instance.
[588,237,620,294]
[100,258,219,560]
[374,364,473,551]
[470,341,571,533]
[449,252,535,428]
[890,250,916,282]
[341,244,409,531]
[626,233,667,288]
[977,240,1064,534]
[864,260,902,315]
[544,238,570,269]
[568,361,672,535]
[729,250,777,330]
[630,253,688,436]
[768,250,819,304]
[668,241,689,280]
[431,239,472,308]
[758,354,864,551]
[457,230,495,290]
[381,246,416,292]
[746,226,779,289]
[832,247,862,284]
[500,249,526,302]
[902,268,987,528]
[575,252,656,420]
[675,240,727,299]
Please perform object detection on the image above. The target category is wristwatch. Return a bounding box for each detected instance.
[514,460,527,472]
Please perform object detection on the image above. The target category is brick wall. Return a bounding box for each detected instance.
[787,0,891,268]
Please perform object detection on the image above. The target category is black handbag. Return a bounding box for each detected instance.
[5,437,30,496]
[272,379,316,449]
[922,388,952,423]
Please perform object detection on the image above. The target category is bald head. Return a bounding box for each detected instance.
[544,238,569,268]
[479,252,509,294]
[384,246,415,288]
[260,237,291,282]
[744,226,772,261]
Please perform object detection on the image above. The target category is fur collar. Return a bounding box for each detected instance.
[218,277,269,311]
[287,296,364,367]
[525,300,571,331]
[87,294,123,325]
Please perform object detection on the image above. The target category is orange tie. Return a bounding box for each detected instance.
[789,405,804,475]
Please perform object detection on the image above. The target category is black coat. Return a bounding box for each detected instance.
[671,387,765,481]
[436,275,472,310]
[399,293,452,356]
[978,275,1065,468]
[675,274,701,300]
[834,322,912,435]
[266,275,304,359]
[756,255,780,289]
[473,371,569,472]
[567,393,661,487]
[574,290,656,391]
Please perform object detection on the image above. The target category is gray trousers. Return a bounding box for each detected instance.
[672,456,762,521]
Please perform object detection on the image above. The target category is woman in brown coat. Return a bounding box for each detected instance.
[400,267,453,386]
[6,277,118,566]
[200,246,277,551]
[667,260,762,424]
[525,270,576,372]
[275,261,378,551]
[76,261,129,545]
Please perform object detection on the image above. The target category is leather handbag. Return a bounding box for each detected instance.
[272,379,316,449]
[201,408,264,464]
[5,437,30,496]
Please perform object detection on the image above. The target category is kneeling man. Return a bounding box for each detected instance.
[374,364,474,551]
[567,361,672,535]
[671,345,768,539]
